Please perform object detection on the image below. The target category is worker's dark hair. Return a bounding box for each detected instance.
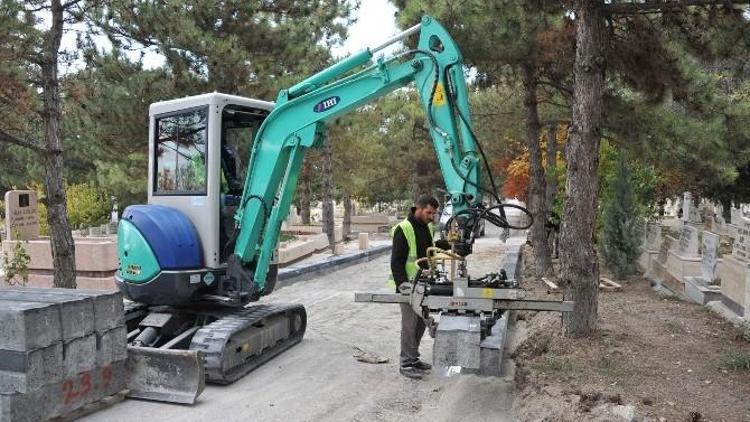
[415,195,440,209]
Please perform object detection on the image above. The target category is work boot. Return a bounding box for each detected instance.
[399,365,424,380]
[413,360,432,371]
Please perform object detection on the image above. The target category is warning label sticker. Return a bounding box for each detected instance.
[433,83,447,106]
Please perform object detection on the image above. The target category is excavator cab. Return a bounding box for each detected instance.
[116,93,275,306]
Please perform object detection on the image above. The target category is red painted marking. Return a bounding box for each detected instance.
[101,365,113,388]
[61,379,76,405]
[79,373,92,396]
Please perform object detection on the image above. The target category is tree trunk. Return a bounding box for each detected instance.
[560,0,606,337]
[42,0,76,289]
[545,123,558,212]
[523,63,552,277]
[321,136,335,252]
[299,161,312,224]
[545,123,559,259]
[343,193,352,236]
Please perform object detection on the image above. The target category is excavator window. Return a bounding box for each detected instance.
[220,105,268,194]
[219,105,269,261]
[153,106,209,195]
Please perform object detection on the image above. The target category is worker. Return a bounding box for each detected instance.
[389,195,450,379]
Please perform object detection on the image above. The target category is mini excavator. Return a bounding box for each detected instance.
[116,16,571,404]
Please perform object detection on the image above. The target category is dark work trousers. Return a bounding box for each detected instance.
[399,303,426,367]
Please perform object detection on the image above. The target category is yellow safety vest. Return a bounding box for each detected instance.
[387,219,435,289]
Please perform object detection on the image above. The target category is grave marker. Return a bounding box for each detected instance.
[731,217,750,260]
[4,191,39,241]
[701,232,720,283]
[677,224,699,256]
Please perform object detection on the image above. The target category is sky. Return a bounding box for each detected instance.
[332,0,400,58]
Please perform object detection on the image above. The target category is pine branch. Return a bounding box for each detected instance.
[605,0,750,15]
[0,130,46,154]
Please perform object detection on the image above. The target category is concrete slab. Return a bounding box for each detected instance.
[0,342,63,394]
[0,289,95,340]
[0,359,127,421]
[684,277,722,305]
[0,299,62,351]
[64,334,97,377]
[0,288,124,333]
[95,327,127,366]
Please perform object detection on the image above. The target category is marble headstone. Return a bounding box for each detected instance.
[4,190,39,241]
[731,217,750,261]
[677,224,700,256]
[701,231,720,283]
[646,223,662,250]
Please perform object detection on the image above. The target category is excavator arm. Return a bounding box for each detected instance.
[228,16,487,296]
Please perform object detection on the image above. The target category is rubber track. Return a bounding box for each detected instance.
[189,303,307,384]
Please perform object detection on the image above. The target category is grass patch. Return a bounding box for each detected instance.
[720,347,750,371]
[597,355,626,378]
[664,320,683,335]
[279,233,298,243]
[534,355,581,376]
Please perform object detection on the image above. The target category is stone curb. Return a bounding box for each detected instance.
[277,244,392,288]
[498,237,525,369]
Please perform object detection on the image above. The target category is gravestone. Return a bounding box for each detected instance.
[682,192,692,222]
[658,236,673,265]
[731,217,750,260]
[701,232,720,283]
[720,217,750,316]
[677,224,699,256]
[684,231,722,305]
[688,207,702,224]
[646,224,662,250]
[640,223,663,279]
[4,191,39,241]
[731,207,742,225]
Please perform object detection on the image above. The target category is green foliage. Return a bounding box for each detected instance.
[599,156,644,279]
[1,231,30,286]
[721,347,750,371]
[66,184,111,229]
[36,184,110,235]
[93,0,353,96]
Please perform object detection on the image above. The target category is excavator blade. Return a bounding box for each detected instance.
[126,346,205,405]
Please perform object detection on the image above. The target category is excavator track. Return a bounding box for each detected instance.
[189,303,307,384]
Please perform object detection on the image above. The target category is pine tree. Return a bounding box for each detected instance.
[600,158,643,280]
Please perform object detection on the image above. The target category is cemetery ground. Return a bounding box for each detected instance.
[513,245,750,422]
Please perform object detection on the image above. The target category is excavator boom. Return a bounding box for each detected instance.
[228,16,483,295]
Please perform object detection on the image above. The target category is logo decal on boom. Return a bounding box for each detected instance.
[313,96,340,113]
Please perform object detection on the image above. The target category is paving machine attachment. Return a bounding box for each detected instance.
[116,15,555,403]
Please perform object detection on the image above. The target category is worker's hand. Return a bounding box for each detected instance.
[398,282,413,295]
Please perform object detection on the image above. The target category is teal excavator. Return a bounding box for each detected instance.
[116,16,529,404]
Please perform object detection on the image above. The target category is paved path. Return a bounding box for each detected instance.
[84,227,516,422]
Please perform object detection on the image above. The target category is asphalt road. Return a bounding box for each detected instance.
[84,226,516,422]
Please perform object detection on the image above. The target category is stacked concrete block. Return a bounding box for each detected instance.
[0,287,127,421]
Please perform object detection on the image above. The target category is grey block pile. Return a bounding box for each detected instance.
[0,287,127,421]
